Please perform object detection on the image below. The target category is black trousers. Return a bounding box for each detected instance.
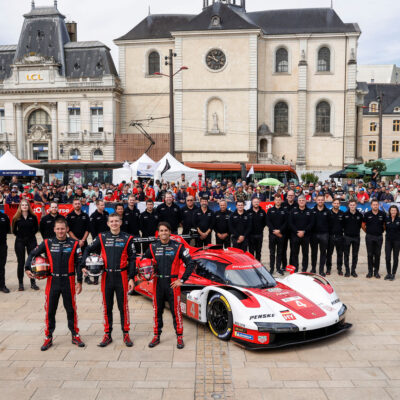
[268,234,284,272]
[0,242,7,288]
[101,270,130,334]
[215,234,231,248]
[231,236,248,252]
[365,234,383,274]
[282,234,292,268]
[196,233,212,248]
[15,237,37,285]
[310,233,329,273]
[343,235,360,273]
[291,235,309,272]
[327,234,344,272]
[249,234,263,261]
[152,277,183,336]
[44,276,79,337]
[385,238,400,275]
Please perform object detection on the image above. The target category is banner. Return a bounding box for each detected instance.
[44,204,74,217]
[3,203,43,224]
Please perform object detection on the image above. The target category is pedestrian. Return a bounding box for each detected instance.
[82,213,136,347]
[265,194,286,275]
[310,194,330,275]
[0,211,10,293]
[247,197,267,261]
[40,202,64,240]
[25,218,84,351]
[343,199,363,277]
[89,199,109,239]
[12,199,39,291]
[281,190,297,268]
[139,199,159,252]
[121,195,141,253]
[229,200,251,251]
[181,195,198,235]
[326,199,345,276]
[384,205,400,281]
[193,194,215,247]
[143,222,196,349]
[156,192,182,234]
[289,196,314,273]
[214,199,232,248]
[362,199,386,278]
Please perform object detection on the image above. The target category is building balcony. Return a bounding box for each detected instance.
[61,130,110,142]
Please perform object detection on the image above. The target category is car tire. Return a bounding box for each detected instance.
[207,293,233,340]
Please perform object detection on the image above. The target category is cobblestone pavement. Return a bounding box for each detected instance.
[1,233,400,400]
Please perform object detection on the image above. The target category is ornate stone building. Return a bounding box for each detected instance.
[115,0,361,170]
[0,2,120,164]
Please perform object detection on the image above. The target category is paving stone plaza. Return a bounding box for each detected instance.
[1,233,400,400]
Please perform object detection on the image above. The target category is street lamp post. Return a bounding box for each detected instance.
[155,50,188,157]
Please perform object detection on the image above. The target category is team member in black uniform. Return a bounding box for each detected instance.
[229,200,251,251]
[67,198,90,283]
[25,218,84,351]
[193,194,215,247]
[89,200,109,239]
[156,193,182,234]
[362,199,386,278]
[310,194,330,275]
[181,195,198,235]
[326,199,345,276]
[122,195,141,252]
[143,222,196,349]
[140,199,159,252]
[214,200,232,248]
[385,205,400,281]
[12,199,39,291]
[0,211,10,293]
[247,197,267,261]
[266,194,286,275]
[82,213,136,347]
[289,196,314,273]
[343,199,363,277]
[40,202,64,240]
[282,190,297,268]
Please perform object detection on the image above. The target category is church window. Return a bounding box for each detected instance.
[148,51,160,75]
[317,47,331,72]
[274,102,289,134]
[276,48,288,73]
[316,101,331,133]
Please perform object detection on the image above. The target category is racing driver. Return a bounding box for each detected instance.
[82,213,136,347]
[25,218,84,351]
[142,221,196,349]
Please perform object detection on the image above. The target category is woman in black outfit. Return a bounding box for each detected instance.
[12,199,39,291]
[385,205,400,281]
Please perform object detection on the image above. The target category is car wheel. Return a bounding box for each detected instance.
[207,293,233,340]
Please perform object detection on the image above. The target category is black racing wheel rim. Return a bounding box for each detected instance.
[207,294,233,340]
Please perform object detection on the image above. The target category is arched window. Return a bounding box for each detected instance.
[317,47,331,72]
[369,141,376,152]
[316,101,331,133]
[260,139,268,153]
[70,148,81,160]
[276,48,288,73]
[93,148,103,160]
[148,51,160,75]
[28,109,51,132]
[274,102,289,134]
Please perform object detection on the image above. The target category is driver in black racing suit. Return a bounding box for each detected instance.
[142,221,196,349]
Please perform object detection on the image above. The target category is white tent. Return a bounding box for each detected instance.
[112,161,132,184]
[112,154,157,184]
[0,151,44,177]
[154,153,204,184]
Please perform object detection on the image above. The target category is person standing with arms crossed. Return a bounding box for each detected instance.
[193,194,215,247]
[229,200,251,251]
[247,197,267,261]
[214,200,232,248]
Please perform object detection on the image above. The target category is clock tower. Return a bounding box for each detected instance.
[202,0,246,11]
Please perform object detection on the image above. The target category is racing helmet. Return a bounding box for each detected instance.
[31,256,51,280]
[286,265,296,275]
[85,254,104,277]
[138,259,154,281]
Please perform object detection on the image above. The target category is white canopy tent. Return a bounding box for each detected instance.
[154,153,204,184]
[112,154,156,184]
[0,151,44,177]
[112,161,132,184]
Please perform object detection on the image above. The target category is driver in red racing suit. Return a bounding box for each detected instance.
[82,213,136,347]
[142,221,195,349]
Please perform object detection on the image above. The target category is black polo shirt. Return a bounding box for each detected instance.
[194,207,215,233]
[40,212,65,239]
[229,211,252,238]
[329,209,344,235]
[386,216,400,240]
[266,206,287,234]
[122,206,141,236]
[89,210,109,239]
[247,207,267,235]
[66,210,89,240]
[312,206,330,234]
[181,205,198,234]
[289,207,314,235]
[214,209,232,234]
[0,212,10,244]
[156,202,182,232]
[139,210,159,237]
[343,210,363,237]
[363,210,386,236]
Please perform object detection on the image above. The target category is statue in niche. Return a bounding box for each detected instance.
[211,112,220,134]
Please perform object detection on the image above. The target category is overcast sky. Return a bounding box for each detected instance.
[1,0,399,68]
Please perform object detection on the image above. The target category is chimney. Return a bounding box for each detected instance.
[66,22,77,42]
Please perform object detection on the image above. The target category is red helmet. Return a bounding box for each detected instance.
[138,259,154,281]
[286,265,296,275]
[31,256,51,280]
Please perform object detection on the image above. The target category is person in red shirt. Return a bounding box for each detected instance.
[144,181,155,201]
[187,182,197,198]
[104,190,116,202]
[20,185,33,201]
[357,188,369,204]
[197,173,204,191]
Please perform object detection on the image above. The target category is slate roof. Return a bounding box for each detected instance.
[363,84,400,115]
[116,4,360,41]
[0,4,118,82]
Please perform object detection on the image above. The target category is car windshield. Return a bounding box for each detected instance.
[224,266,276,289]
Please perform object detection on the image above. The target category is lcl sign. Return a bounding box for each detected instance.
[26,74,44,81]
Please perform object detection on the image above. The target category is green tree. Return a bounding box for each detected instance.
[301,172,319,184]
[364,160,387,173]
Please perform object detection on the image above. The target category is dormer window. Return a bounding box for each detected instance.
[370,102,378,113]
[37,30,45,40]
[211,16,221,27]
[74,62,80,71]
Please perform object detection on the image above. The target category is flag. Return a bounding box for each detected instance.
[161,159,171,176]
[246,166,254,178]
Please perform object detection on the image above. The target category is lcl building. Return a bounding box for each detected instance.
[0,2,121,183]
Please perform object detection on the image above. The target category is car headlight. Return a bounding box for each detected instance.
[338,304,347,319]
[255,322,299,333]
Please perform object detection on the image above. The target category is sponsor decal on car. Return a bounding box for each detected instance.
[257,335,269,344]
[234,331,254,341]
[280,310,296,321]
[320,304,334,312]
[282,296,303,303]
[331,298,340,305]
[267,288,282,293]
[249,314,275,320]
[234,326,247,333]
